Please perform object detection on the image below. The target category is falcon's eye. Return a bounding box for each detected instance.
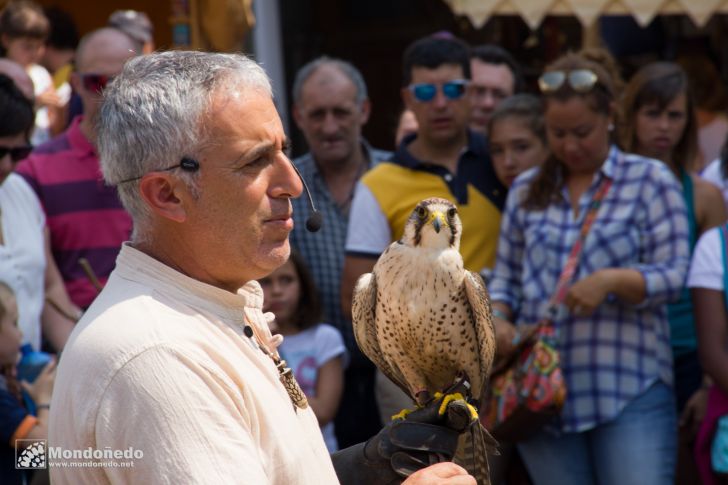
[416,206,427,219]
[447,208,457,218]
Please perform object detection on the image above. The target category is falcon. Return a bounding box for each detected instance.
[352,197,496,484]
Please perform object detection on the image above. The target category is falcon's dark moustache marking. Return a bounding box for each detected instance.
[447,206,458,246]
[413,205,428,246]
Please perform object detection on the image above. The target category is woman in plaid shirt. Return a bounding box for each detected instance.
[489,53,690,485]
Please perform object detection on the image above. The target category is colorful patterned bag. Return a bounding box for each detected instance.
[483,176,612,442]
[482,320,566,442]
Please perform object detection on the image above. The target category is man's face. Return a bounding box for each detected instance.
[72,37,136,126]
[293,64,370,166]
[182,87,303,288]
[469,59,515,135]
[402,64,471,146]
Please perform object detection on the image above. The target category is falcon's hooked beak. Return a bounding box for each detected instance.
[428,211,448,233]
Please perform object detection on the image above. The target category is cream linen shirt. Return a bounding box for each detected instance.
[49,244,340,485]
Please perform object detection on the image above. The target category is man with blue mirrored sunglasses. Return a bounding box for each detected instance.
[407,79,469,103]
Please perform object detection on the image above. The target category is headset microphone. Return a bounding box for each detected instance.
[289,161,322,232]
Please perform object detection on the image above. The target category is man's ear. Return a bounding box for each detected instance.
[138,173,188,223]
[401,87,414,111]
[70,72,81,94]
[292,104,304,130]
[359,98,372,126]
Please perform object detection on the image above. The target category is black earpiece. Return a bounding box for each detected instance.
[117,156,200,185]
[179,157,200,172]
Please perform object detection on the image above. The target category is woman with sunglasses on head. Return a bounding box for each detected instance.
[0,73,78,357]
[620,62,725,448]
[489,53,690,485]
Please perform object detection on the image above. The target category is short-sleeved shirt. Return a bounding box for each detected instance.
[0,376,37,485]
[489,146,690,432]
[345,131,506,272]
[279,323,348,452]
[0,174,46,350]
[290,142,391,337]
[701,158,728,211]
[16,116,132,308]
[688,226,724,291]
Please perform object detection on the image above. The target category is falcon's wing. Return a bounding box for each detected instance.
[463,271,497,401]
[351,272,412,399]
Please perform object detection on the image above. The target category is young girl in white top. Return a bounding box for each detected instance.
[259,250,347,452]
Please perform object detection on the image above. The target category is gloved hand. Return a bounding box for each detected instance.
[330,383,475,485]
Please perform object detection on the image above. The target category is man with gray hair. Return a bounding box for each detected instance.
[48,50,475,485]
[290,56,391,448]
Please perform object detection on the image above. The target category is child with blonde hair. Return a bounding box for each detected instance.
[0,282,56,484]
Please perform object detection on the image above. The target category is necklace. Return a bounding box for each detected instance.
[243,324,308,410]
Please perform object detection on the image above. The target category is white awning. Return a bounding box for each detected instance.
[442,0,728,29]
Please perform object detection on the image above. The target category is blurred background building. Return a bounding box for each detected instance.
[17,0,728,155]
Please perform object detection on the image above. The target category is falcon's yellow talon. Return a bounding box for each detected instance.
[391,408,412,421]
[438,392,466,416]
[466,402,479,420]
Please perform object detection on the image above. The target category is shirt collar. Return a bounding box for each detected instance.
[307,138,380,174]
[114,243,263,323]
[66,115,97,156]
[359,138,380,167]
[600,145,620,180]
[394,129,486,169]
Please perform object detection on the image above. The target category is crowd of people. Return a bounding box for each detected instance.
[2,1,728,484]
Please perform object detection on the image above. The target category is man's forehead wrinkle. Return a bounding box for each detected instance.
[208,90,237,114]
[309,76,340,91]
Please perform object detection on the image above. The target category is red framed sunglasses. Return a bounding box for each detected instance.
[81,73,115,94]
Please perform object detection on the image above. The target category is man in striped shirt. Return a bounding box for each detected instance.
[17,28,137,309]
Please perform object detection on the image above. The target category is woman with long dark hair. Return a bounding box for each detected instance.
[620,60,725,418]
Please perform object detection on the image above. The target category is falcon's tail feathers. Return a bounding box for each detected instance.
[453,422,498,485]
